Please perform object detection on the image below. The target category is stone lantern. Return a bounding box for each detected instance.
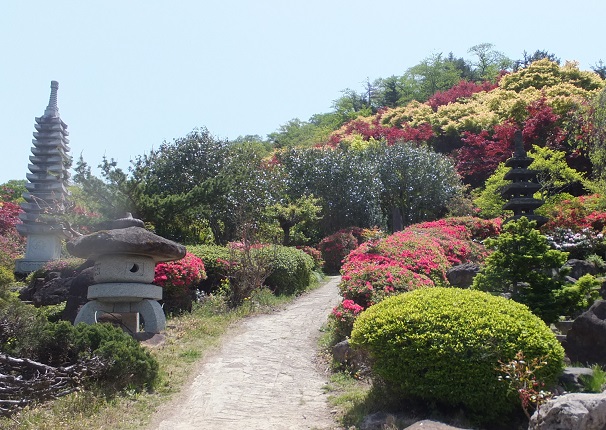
[67,215,186,335]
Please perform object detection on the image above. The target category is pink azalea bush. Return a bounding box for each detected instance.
[331,299,365,340]
[331,217,501,338]
[154,252,207,313]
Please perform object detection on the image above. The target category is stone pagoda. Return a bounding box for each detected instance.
[15,81,72,274]
[67,215,186,335]
[501,130,547,226]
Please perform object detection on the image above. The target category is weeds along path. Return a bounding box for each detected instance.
[151,276,343,430]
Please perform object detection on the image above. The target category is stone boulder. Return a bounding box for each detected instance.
[31,276,72,306]
[19,272,71,306]
[63,266,96,323]
[559,367,595,393]
[529,392,606,430]
[565,300,606,366]
[564,259,598,280]
[446,262,480,288]
[332,339,369,374]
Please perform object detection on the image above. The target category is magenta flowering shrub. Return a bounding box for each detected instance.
[318,228,361,273]
[331,299,364,340]
[154,252,207,313]
[333,217,497,339]
[339,257,433,308]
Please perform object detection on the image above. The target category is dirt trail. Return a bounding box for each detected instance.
[150,276,343,430]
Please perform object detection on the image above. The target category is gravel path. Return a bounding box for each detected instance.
[150,276,343,430]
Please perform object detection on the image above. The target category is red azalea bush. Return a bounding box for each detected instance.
[371,231,452,285]
[154,252,207,313]
[318,228,362,274]
[409,217,502,263]
[541,194,606,232]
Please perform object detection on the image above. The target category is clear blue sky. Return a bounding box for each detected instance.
[1,0,604,184]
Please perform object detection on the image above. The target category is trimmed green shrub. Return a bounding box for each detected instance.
[350,288,565,424]
[262,246,315,295]
[30,258,87,280]
[40,321,158,391]
[188,245,230,293]
[0,296,158,392]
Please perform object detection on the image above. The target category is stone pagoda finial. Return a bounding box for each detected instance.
[513,129,526,158]
[43,81,60,118]
[15,81,72,274]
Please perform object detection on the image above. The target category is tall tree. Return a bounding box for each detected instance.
[407,53,462,101]
[468,43,512,81]
[377,143,463,230]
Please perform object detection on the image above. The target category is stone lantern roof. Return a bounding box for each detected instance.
[67,225,186,262]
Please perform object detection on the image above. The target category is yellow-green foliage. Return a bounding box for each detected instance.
[350,288,564,423]
[380,101,434,128]
[500,59,604,92]
[375,60,604,138]
[0,265,15,288]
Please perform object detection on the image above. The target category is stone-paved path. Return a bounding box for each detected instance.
[150,276,343,430]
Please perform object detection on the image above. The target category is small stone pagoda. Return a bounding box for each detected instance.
[501,130,547,226]
[15,81,72,274]
[67,215,186,335]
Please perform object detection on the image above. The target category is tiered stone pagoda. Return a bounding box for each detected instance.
[15,81,72,274]
[67,215,186,335]
[501,130,547,226]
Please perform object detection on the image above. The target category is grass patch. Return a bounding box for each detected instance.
[0,280,326,430]
[580,364,606,393]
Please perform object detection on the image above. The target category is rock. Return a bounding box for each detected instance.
[564,259,598,280]
[31,276,71,306]
[18,277,44,301]
[529,392,606,430]
[360,412,397,430]
[403,419,471,430]
[565,300,606,366]
[63,266,96,323]
[559,367,595,392]
[600,278,606,300]
[446,263,480,288]
[332,339,369,374]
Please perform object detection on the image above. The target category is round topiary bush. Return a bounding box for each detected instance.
[350,287,565,423]
[263,246,315,295]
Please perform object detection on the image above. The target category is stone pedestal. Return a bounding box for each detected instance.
[15,234,63,273]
